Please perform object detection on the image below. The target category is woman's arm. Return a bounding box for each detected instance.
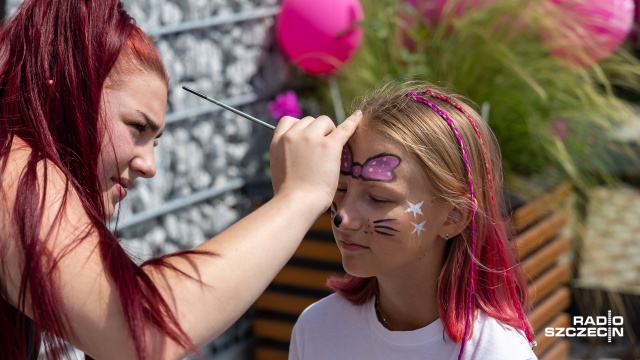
[0,112,361,359]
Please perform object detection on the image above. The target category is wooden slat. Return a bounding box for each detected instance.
[254,318,294,342]
[294,239,342,262]
[512,182,572,229]
[539,339,570,360]
[254,347,288,360]
[515,210,569,258]
[533,313,570,356]
[256,292,319,315]
[528,287,571,330]
[528,262,572,305]
[272,266,337,290]
[521,235,572,280]
[311,212,333,232]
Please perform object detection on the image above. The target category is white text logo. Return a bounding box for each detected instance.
[544,311,623,343]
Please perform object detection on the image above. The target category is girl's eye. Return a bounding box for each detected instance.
[370,195,390,204]
[336,187,347,193]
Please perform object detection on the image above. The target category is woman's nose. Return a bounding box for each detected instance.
[130,145,156,178]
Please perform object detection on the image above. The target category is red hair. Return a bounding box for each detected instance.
[327,81,533,355]
[0,1,195,359]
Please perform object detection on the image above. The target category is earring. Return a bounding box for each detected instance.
[445,234,449,241]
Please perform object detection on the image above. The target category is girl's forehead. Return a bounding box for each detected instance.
[347,129,408,162]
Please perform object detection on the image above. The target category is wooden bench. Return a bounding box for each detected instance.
[253,182,574,359]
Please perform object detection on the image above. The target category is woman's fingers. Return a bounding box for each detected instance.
[305,115,337,136]
[329,110,362,145]
[269,111,363,209]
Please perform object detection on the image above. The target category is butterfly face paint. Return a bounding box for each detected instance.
[340,145,401,182]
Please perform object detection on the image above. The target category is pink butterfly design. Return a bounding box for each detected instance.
[340,145,401,182]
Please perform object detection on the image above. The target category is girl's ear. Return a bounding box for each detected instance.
[438,196,476,240]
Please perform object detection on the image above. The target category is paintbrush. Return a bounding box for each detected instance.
[182,86,276,131]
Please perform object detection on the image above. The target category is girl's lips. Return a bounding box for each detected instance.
[339,240,369,252]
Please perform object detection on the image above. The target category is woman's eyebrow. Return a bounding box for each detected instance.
[137,110,163,138]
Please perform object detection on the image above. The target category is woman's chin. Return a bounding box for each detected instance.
[102,192,117,219]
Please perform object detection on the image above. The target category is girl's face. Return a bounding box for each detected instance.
[98,72,167,218]
[332,127,449,279]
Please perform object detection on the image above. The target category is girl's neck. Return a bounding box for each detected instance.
[375,269,441,331]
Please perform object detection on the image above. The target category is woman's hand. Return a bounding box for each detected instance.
[270,111,362,213]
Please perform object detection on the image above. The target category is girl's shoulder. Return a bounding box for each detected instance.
[468,312,537,360]
[299,292,360,320]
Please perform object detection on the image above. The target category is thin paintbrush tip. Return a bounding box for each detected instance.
[181,86,276,131]
[182,86,206,99]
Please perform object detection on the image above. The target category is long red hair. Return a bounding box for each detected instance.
[328,81,533,355]
[0,1,197,359]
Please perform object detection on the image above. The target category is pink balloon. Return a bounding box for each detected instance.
[276,0,364,75]
[541,0,635,65]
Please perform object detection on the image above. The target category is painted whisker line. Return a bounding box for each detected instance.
[373,218,396,224]
[182,86,276,130]
[374,225,400,232]
[374,230,396,236]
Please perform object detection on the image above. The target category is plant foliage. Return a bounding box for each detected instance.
[334,0,640,189]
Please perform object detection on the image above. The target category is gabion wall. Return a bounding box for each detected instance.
[6,0,289,358]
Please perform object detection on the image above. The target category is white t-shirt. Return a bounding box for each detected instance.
[289,293,537,360]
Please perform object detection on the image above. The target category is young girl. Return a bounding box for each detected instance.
[289,81,537,360]
[0,1,360,359]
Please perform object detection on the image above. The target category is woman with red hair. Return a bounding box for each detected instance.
[290,81,536,359]
[0,1,361,359]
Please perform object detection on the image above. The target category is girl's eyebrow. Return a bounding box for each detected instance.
[364,181,404,194]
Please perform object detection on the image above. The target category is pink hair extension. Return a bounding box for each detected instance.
[423,90,535,347]
[424,90,497,213]
[407,92,477,360]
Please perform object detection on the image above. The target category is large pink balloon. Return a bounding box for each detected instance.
[276,0,364,75]
[541,0,635,66]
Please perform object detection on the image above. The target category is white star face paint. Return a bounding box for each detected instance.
[411,220,427,235]
[404,200,424,218]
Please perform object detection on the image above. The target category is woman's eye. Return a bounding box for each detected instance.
[336,187,347,193]
[129,123,148,133]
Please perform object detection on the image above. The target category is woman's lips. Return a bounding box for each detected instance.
[114,182,127,201]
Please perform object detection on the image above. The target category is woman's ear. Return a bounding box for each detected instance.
[438,195,476,240]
